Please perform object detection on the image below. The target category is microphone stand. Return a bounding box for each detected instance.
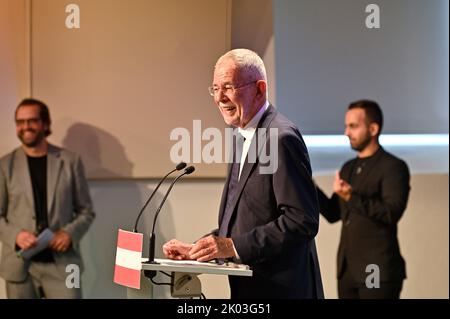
[132,162,186,233]
[144,166,195,279]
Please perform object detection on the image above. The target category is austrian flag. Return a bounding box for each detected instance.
[114,229,144,289]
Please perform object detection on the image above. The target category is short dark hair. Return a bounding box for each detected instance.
[348,99,383,135]
[15,98,52,137]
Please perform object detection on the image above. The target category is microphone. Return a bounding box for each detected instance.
[145,166,195,266]
[133,162,186,233]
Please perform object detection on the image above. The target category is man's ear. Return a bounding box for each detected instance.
[43,123,50,134]
[369,123,380,137]
[255,80,267,99]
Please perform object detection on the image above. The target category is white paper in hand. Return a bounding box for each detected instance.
[17,229,54,259]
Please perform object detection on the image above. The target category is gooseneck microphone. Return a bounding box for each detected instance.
[145,166,195,265]
[133,162,186,233]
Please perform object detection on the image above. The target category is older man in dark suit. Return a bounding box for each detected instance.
[163,49,323,299]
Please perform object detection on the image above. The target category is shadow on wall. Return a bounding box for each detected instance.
[61,123,175,298]
[62,122,134,178]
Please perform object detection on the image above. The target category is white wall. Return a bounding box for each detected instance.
[0,0,30,153]
[27,0,231,178]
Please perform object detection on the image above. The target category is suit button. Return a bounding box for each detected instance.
[345,220,350,226]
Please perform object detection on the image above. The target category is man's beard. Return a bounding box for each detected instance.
[350,134,371,152]
[18,129,46,147]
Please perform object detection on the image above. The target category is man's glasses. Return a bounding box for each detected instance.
[15,118,41,126]
[208,81,257,97]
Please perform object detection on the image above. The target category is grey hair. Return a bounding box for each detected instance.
[216,48,267,82]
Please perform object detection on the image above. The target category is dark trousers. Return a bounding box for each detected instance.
[338,263,403,299]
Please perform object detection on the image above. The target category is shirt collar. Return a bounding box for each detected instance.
[238,101,270,140]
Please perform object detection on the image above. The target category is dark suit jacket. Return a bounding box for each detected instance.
[217,105,324,299]
[317,147,410,283]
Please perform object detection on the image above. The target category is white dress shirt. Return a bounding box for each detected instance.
[237,100,270,180]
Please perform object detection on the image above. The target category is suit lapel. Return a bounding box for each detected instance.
[218,162,233,223]
[16,148,35,212]
[47,144,62,216]
[220,105,277,227]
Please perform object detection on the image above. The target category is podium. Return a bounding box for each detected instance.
[127,258,252,299]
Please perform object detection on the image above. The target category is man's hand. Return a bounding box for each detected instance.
[48,230,72,253]
[163,239,193,260]
[16,231,37,250]
[189,235,235,262]
[333,171,352,202]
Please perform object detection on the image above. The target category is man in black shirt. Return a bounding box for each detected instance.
[0,98,95,298]
[316,100,410,299]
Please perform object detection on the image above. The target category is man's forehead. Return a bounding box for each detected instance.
[346,108,366,121]
[214,62,242,82]
[16,105,40,117]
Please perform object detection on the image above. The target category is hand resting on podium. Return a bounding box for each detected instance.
[163,235,236,262]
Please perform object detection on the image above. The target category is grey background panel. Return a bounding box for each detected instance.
[273,0,449,134]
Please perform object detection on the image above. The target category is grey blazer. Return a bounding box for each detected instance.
[0,144,95,281]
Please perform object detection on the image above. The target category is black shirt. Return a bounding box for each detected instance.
[27,155,54,263]
[348,149,380,185]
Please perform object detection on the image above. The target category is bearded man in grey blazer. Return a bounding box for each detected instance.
[0,98,95,298]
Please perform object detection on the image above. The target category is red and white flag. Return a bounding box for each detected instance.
[113,229,143,289]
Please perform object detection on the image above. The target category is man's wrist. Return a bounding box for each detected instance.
[228,238,241,261]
